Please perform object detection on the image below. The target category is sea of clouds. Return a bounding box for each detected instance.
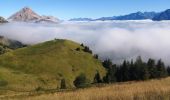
[0,20,170,64]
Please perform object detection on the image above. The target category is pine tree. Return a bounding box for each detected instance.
[60,79,66,89]
[102,59,112,69]
[156,59,167,78]
[94,71,102,83]
[103,65,117,83]
[120,60,130,81]
[147,58,157,79]
[167,66,170,76]
[140,64,150,80]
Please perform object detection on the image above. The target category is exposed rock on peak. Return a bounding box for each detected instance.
[8,7,60,23]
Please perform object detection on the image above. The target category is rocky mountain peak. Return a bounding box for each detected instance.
[8,7,41,22]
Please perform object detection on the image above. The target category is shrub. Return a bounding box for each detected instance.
[74,73,90,88]
[35,87,43,91]
[94,54,99,59]
[76,48,80,51]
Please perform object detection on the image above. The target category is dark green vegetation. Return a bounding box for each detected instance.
[73,73,90,88]
[0,39,106,92]
[102,56,170,83]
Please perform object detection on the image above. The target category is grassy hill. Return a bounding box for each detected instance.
[0,39,106,92]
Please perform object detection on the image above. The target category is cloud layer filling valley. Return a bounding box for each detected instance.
[0,21,170,64]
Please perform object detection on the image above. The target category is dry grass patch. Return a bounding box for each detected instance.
[7,77,170,100]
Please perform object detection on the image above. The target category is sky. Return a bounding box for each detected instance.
[0,0,170,20]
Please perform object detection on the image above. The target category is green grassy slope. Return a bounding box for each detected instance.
[0,39,106,92]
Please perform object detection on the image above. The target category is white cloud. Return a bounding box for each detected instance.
[0,20,170,64]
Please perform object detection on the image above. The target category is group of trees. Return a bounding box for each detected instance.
[102,56,169,83]
[60,44,170,89]
[75,43,93,54]
[81,44,93,54]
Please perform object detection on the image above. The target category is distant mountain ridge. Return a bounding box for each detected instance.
[153,9,170,21]
[70,9,170,21]
[69,18,93,21]
[96,12,159,21]
[8,7,60,23]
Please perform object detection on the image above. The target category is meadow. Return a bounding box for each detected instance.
[3,77,170,100]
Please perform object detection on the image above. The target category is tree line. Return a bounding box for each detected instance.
[102,56,169,83]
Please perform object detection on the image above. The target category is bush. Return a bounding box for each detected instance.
[76,48,80,51]
[80,43,84,47]
[74,73,90,88]
[35,87,43,91]
[94,54,99,59]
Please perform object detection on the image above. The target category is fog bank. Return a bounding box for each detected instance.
[0,20,170,64]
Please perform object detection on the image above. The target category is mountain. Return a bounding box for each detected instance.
[35,15,60,23]
[0,16,7,23]
[152,9,170,21]
[69,18,93,21]
[69,12,158,21]
[96,12,158,21]
[8,7,60,23]
[96,16,116,21]
[8,7,41,22]
[115,12,158,20]
[0,39,106,91]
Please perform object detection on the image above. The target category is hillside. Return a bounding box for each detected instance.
[0,36,25,49]
[0,39,106,92]
[0,17,7,23]
[0,36,25,55]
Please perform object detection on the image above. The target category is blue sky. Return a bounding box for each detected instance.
[0,0,170,20]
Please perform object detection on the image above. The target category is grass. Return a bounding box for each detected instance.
[6,77,170,100]
[0,39,106,92]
